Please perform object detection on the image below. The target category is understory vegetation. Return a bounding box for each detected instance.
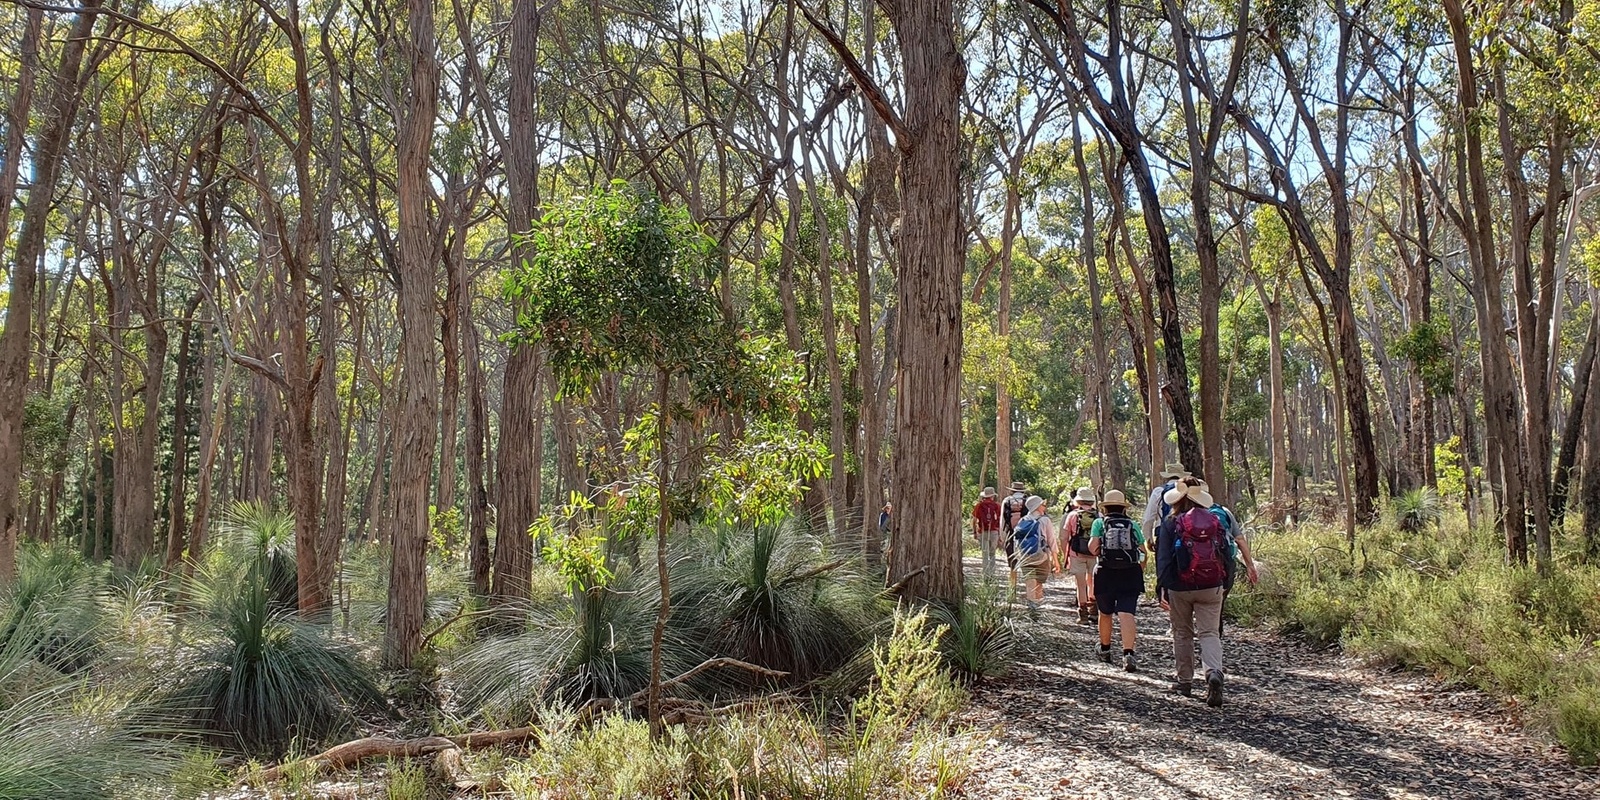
[1232,513,1600,764]
[0,510,1010,799]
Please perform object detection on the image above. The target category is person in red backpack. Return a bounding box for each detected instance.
[1156,479,1231,707]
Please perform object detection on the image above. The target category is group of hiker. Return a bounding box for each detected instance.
[970,463,1260,707]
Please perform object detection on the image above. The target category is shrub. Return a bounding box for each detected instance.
[931,581,1015,684]
[1237,516,1600,764]
[452,570,695,722]
[672,523,887,682]
[158,507,380,755]
[1391,487,1443,534]
[0,543,108,675]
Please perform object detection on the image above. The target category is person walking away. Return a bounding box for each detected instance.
[1063,487,1101,625]
[1191,481,1259,637]
[1143,463,1190,549]
[1000,481,1028,592]
[1157,481,1230,706]
[972,487,1003,579]
[1089,489,1145,672]
[1012,494,1058,612]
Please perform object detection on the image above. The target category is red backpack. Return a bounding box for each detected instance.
[1176,507,1227,589]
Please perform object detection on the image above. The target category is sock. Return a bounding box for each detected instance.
[1099,643,1111,652]
[1123,649,1135,656]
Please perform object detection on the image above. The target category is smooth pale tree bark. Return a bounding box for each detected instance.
[995,181,1018,493]
[0,3,99,582]
[801,156,850,538]
[491,0,544,607]
[854,0,888,565]
[385,0,441,668]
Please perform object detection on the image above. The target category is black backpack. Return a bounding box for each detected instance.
[1097,514,1141,569]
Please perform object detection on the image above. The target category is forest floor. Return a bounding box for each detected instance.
[955,558,1600,800]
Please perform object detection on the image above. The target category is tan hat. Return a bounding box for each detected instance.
[1009,480,1026,493]
[1163,482,1214,508]
[1160,462,1190,480]
[981,486,996,498]
[1101,489,1129,510]
[1073,487,1097,505]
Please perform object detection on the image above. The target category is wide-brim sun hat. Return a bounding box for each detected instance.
[1163,482,1214,508]
[1025,495,1044,514]
[1160,462,1190,479]
[1009,480,1026,492]
[981,486,996,498]
[1101,489,1129,511]
[1073,487,1097,505]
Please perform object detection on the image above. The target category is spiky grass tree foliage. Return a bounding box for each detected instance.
[0,543,107,675]
[1393,487,1444,534]
[673,523,887,682]
[0,591,175,799]
[930,582,1016,685]
[161,504,379,755]
[453,570,696,722]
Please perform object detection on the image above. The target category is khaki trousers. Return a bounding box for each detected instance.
[1168,585,1224,683]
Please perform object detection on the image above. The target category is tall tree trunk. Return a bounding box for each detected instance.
[854,0,887,564]
[1552,317,1596,527]
[996,181,1018,493]
[885,0,964,603]
[385,0,440,668]
[0,3,99,582]
[1072,115,1122,489]
[164,306,200,568]
[802,157,849,538]
[492,0,544,608]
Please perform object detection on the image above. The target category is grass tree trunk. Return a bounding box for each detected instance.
[385,0,440,669]
[886,0,964,604]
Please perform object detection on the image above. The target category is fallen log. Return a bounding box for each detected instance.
[257,726,538,783]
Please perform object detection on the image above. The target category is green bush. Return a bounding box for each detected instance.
[452,569,694,721]
[931,581,1016,684]
[159,507,380,755]
[1236,516,1600,764]
[672,523,887,682]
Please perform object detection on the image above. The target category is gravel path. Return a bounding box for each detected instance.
[956,560,1600,799]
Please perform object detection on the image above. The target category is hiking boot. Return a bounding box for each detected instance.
[1098,647,1113,664]
[1173,681,1193,697]
[1122,652,1138,673]
[1077,605,1092,625]
[1205,670,1225,707]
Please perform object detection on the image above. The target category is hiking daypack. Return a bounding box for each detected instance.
[1069,508,1098,555]
[1098,514,1141,569]
[1175,507,1227,588]
[1003,497,1028,531]
[1013,517,1047,557]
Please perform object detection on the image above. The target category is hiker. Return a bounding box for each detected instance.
[1012,494,1059,611]
[1143,462,1190,545]
[972,487,1003,579]
[1000,481,1029,590]
[1191,481,1259,639]
[1062,487,1101,625]
[1156,481,1231,706]
[1089,489,1146,672]
[878,502,892,537]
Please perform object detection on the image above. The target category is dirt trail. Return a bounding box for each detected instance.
[956,560,1599,799]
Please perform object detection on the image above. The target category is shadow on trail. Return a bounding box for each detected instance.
[960,558,1595,799]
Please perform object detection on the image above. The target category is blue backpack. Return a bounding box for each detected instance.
[1013,517,1047,556]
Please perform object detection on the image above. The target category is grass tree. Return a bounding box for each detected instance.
[507,182,724,736]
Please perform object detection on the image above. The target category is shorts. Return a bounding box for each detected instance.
[1017,552,1050,582]
[1093,567,1144,615]
[1067,555,1098,577]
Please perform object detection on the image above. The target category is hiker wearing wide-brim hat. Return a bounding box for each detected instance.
[1000,481,1031,590]
[1013,495,1058,611]
[972,487,1003,579]
[1156,478,1233,707]
[1087,488,1147,672]
[1144,464,1191,536]
[1064,486,1101,625]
